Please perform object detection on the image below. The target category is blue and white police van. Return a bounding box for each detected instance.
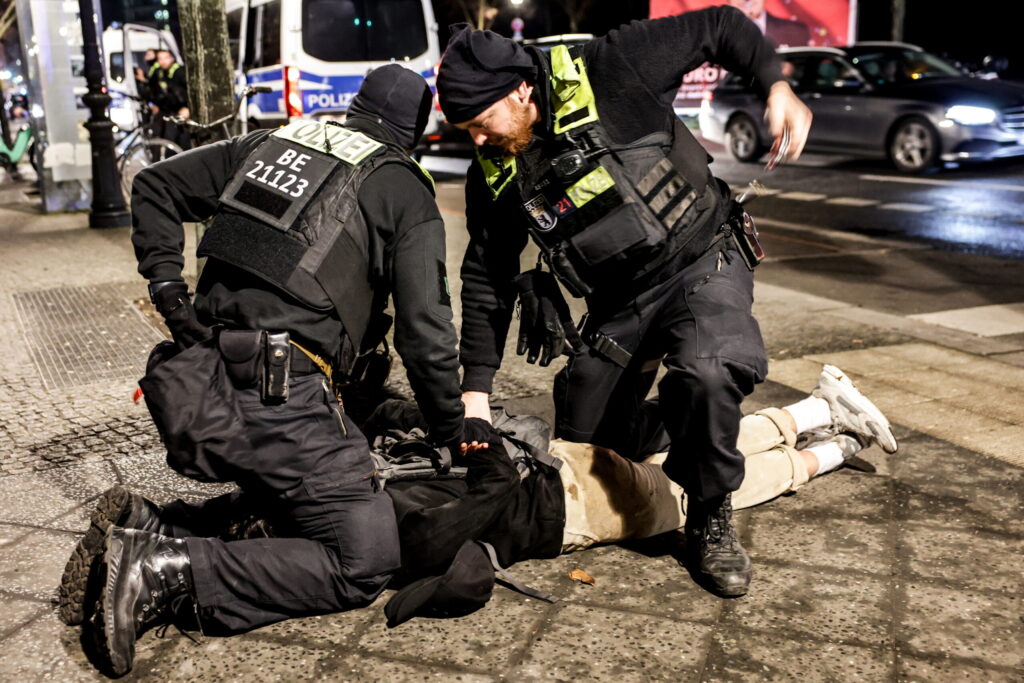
[225,0,442,135]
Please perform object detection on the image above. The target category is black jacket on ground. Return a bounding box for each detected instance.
[387,448,564,580]
[367,400,564,580]
[131,121,464,444]
[458,7,782,393]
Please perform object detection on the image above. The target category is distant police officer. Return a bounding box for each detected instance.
[436,7,811,596]
[143,49,191,149]
[60,65,475,676]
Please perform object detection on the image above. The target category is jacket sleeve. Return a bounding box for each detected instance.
[594,6,783,108]
[458,160,529,394]
[360,165,465,446]
[131,129,271,283]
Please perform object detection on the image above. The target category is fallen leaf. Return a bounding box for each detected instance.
[568,568,595,586]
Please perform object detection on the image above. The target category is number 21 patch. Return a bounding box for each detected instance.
[220,138,338,231]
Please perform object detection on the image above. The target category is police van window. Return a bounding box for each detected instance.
[112,50,150,83]
[261,0,281,66]
[302,0,428,62]
[244,5,259,69]
[227,8,243,70]
[110,52,125,82]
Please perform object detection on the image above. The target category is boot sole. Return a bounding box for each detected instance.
[89,528,136,677]
[58,486,133,626]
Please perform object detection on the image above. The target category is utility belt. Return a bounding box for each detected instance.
[218,326,392,405]
[218,329,323,404]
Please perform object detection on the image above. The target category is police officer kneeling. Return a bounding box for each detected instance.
[437,9,812,596]
[62,66,473,675]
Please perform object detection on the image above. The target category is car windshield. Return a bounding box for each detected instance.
[849,49,963,85]
[302,0,428,62]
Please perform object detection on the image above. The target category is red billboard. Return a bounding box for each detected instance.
[651,0,857,108]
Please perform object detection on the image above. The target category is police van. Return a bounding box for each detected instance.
[102,24,182,133]
[224,0,441,133]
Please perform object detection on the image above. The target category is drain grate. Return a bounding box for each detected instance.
[13,284,164,390]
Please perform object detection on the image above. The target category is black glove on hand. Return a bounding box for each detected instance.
[443,417,500,456]
[463,417,501,447]
[513,269,583,367]
[150,281,213,350]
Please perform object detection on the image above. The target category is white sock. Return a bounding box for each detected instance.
[808,441,845,477]
[785,396,832,434]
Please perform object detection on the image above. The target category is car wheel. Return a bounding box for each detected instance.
[726,115,766,163]
[888,117,940,173]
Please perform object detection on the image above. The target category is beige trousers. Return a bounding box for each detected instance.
[557,408,810,552]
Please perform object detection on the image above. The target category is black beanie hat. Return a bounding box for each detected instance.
[437,23,537,124]
[347,63,433,149]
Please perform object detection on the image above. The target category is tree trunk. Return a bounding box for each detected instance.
[177,0,235,142]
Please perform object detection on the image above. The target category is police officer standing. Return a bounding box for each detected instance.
[59,65,478,675]
[436,7,811,596]
[138,48,190,149]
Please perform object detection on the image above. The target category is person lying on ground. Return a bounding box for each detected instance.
[60,364,895,647]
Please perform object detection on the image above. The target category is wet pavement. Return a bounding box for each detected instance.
[0,170,1021,681]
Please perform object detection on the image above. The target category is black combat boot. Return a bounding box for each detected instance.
[89,527,196,677]
[685,493,752,597]
[59,485,173,626]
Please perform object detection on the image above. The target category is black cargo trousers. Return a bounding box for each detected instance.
[553,236,768,504]
[169,373,401,635]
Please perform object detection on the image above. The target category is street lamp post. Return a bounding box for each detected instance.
[77,0,131,227]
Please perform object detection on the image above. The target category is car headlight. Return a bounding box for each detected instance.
[945,105,997,125]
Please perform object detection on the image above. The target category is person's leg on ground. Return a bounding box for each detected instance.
[554,440,683,552]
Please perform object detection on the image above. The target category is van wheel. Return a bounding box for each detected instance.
[726,115,766,163]
[888,117,939,173]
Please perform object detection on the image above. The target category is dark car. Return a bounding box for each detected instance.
[699,41,1024,172]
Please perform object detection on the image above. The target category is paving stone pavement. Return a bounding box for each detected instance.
[0,179,1021,681]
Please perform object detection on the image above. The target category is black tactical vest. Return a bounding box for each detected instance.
[476,45,719,297]
[198,120,434,372]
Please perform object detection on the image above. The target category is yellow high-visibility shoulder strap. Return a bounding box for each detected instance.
[475,148,517,200]
[550,45,598,134]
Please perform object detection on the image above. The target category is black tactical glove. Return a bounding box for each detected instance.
[463,417,501,448]
[150,281,213,350]
[513,269,584,367]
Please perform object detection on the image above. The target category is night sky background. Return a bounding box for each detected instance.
[3,0,1021,82]
[449,0,1023,80]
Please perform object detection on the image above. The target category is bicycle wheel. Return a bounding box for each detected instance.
[118,137,183,202]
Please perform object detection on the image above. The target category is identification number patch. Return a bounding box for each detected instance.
[220,138,338,231]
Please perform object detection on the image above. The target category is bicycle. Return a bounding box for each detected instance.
[0,120,38,180]
[119,85,269,200]
[161,84,271,145]
[116,93,182,201]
